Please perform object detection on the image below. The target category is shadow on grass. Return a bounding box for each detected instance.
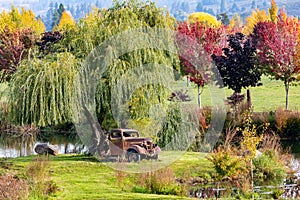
[3,154,99,163]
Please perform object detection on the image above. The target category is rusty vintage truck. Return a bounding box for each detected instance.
[107,128,161,162]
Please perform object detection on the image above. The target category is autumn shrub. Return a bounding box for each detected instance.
[132,167,186,196]
[259,132,291,162]
[114,162,127,191]
[207,146,247,182]
[189,106,228,152]
[26,156,58,198]
[0,173,29,200]
[275,109,298,130]
[282,117,300,140]
[244,109,300,141]
[253,150,287,185]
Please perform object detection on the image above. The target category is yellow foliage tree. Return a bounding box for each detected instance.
[55,10,76,31]
[188,12,221,27]
[0,6,45,35]
[269,0,278,23]
[243,9,270,35]
[229,14,242,32]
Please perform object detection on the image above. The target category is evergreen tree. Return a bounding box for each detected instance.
[58,3,65,15]
[196,2,203,12]
[49,1,54,9]
[263,0,268,9]
[51,3,65,30]
[96,0,101,8]
[69,5,75,18]
[45,6,54,31]
[51,10,60,29]
[229,3,240,13]
[220,0,227,13]
[251,0,256,9]
[54,2,58,10]
[180,2,190,13]
[217,13,230,26]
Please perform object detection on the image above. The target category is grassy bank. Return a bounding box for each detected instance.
[1,152,212,199]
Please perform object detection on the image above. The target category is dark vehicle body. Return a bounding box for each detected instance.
[108,129,161,162]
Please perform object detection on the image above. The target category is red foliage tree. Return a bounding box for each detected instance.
[176,22,227,107]
[252,11,300,110]
[0,27,36,81]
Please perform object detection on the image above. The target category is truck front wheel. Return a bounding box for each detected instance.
[127,150,141,162]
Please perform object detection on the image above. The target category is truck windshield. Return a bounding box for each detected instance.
[123,131,139,137]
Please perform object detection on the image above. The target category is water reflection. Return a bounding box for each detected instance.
[0,130,85,158]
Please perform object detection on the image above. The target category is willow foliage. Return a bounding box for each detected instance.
[9,52,79,127]
[69,0,180,130]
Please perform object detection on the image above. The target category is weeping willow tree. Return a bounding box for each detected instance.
[69,0,184,157]
[67,0,180,133]
[9,1,183,157]
[9,52,79,127]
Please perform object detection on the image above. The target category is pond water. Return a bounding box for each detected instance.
[0,130,86,158]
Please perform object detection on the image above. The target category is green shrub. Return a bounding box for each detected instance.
[156,103,195,151]
[272,188,284,199]
[253,150,286,185]
[133,167,186,196]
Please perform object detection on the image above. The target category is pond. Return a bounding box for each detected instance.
[0,130,86,158]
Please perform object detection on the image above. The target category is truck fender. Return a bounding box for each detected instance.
[127,145,147,155]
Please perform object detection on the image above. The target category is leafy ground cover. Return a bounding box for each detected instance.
[1,151,212,199]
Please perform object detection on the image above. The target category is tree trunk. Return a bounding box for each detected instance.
[285,82,289,110]
[246,89,252,108]
[198,85,201,108]
[251,159,254,200]
[83,105,110,157]
[64,143,68,154]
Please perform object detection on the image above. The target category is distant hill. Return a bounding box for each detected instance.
[0,0,298,29]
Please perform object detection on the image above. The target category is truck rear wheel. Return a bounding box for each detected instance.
[127,150,141,162]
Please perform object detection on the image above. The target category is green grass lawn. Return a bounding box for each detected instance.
[174,75,300,112]
[3,151,212,200]
[1,75,300,113]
